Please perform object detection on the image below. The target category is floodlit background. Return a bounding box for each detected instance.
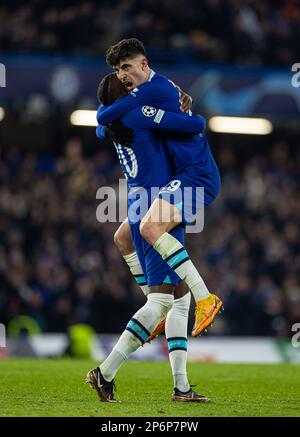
[0,0,300,363]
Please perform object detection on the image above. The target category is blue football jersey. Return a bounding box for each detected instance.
[97,71,213,172]
[97,104,205,189]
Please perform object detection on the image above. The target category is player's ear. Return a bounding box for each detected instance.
[141,57,148,71]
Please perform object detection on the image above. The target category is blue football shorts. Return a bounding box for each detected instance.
[158,154,221,225]
[128,187,183,287]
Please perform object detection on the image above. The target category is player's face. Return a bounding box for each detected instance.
[114,56,149,92]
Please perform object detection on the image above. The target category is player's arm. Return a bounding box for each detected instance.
[96,124,106,139]
[96,105,134,146]
[96,106,106,139]
[97,82,166,125]
[96,105,106,138]
[97,79,185,125]
[139,107,206,134]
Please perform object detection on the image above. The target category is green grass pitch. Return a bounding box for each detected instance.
[1,359,300,417]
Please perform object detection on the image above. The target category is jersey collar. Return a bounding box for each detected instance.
[148,70,156,82]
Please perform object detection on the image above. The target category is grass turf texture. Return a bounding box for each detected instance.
[1,359,300,417]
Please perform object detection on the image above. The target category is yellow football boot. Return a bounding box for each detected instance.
[192,294,223,337]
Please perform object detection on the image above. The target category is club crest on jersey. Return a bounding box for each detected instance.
[142,106,157,117]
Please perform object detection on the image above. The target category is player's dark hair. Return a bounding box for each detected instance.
[97,73,126,105]
[105,38,146,66]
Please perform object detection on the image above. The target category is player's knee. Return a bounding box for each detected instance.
[113,228,123,249]
[147,292,174,314]
[114,227,133,254]
[139,220,157,245]
[160,295,174,315]
[139,220,148,239]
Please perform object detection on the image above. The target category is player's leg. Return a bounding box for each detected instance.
[113,217,176,343]
[114,218,150,297]
[87,222,175,402]
[140,192,213,303]
[140,198,222,336]
[86,283,174,402]
[166,281,190,393]
[140,198,210,302]
[99,284,174,384]
[140,172,223,337]
[143,231,209,402]
[167,281,209,402]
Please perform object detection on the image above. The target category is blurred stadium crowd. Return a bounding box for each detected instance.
[0,138,299,337]
[0,0,299,65]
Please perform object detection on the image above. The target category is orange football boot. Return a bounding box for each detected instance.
[192,294,223,337]
[144,317,166,344]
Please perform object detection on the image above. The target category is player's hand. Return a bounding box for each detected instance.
[177,86,193,112]
[105,119,134,147]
